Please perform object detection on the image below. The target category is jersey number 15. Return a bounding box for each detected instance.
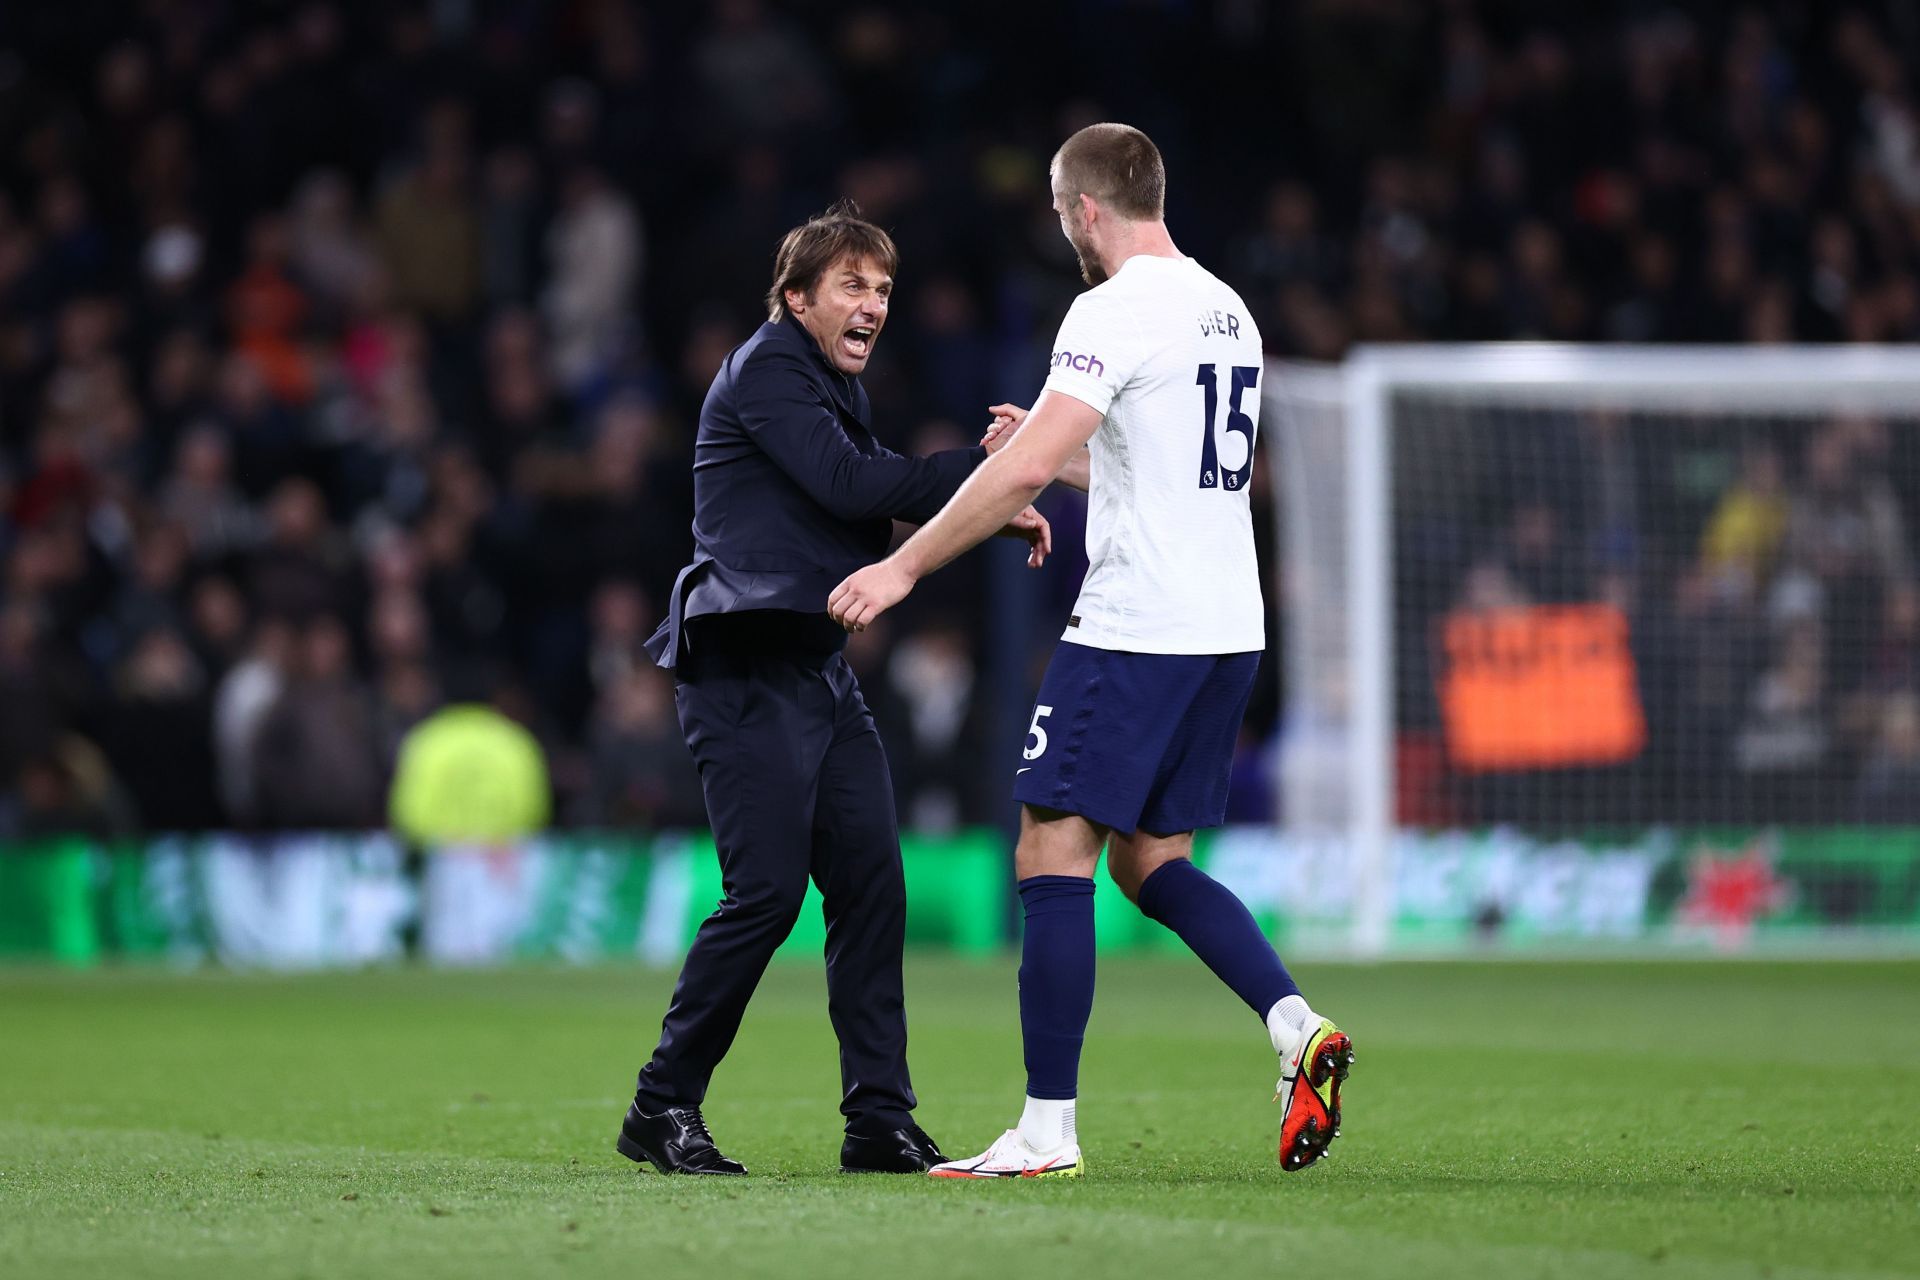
[1195,363,1259,491]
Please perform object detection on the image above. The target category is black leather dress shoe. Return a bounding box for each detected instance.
[840,1123,948,1173]
[617,1101,747,1175]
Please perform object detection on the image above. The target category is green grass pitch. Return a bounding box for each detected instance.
[2,956,1916,1279]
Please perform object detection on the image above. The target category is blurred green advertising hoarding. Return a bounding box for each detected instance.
[2,827,1916,967]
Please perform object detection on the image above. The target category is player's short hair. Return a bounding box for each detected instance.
[766,201,899,322]
[1052,123,1166,221]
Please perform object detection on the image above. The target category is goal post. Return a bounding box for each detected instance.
[1262,345,1920,957]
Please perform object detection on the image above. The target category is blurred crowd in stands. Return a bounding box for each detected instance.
[1398,406,1920,827]
[5,0,1920,836]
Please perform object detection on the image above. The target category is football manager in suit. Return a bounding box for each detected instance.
[617,203,1051,1175]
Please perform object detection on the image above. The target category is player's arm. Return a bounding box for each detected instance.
[737,345,982,523]
[983,403,1089,493]
[829,390,1103,631]
[1055,447,1091,493]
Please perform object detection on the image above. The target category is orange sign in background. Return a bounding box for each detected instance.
[1439,604,1647,772]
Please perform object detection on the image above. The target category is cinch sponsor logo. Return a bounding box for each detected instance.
[1050,350,1104,378]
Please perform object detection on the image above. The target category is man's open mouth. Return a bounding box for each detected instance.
[842,326,875,359]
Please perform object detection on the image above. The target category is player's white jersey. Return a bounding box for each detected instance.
[1041,254,1265,655]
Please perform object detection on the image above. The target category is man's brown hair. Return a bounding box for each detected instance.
[1052,123,1165,220]
[765,200,899,322]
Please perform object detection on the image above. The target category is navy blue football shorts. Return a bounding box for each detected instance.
[1010,641,1261,835]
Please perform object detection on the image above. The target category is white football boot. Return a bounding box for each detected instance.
[927,1128,1083,1179]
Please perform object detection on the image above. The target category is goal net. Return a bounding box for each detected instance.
[1256,346,1920,955]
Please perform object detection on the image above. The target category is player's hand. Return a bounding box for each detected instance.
[980,402,1030,453]
[829,560,916,633]
[997,504,1051,568]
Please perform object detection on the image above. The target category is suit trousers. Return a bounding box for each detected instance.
[634,647,916,1133]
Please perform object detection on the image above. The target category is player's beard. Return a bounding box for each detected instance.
[1068,226,1107,286]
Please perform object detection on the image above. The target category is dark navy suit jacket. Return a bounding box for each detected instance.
[645,317,985,668]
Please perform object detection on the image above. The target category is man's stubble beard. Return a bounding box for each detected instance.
[1070,228,1106,286]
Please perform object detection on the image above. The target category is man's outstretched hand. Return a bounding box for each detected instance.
[1003,503,1052,568]
[829,559,914,633]
[980,402,1029,453]
[829,504,1051,632]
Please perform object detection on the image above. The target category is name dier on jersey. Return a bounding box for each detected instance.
[1050,308,1245,380]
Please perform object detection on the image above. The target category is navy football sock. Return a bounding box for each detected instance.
[1017,875,1096,1101]
[1136,859,1301,1017]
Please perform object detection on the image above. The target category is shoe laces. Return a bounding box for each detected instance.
[674,1107,714,1144]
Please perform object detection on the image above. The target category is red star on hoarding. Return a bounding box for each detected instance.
[1677,839,1794,931]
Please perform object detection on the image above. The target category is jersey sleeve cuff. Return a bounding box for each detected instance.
[1041,375,1114,419]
